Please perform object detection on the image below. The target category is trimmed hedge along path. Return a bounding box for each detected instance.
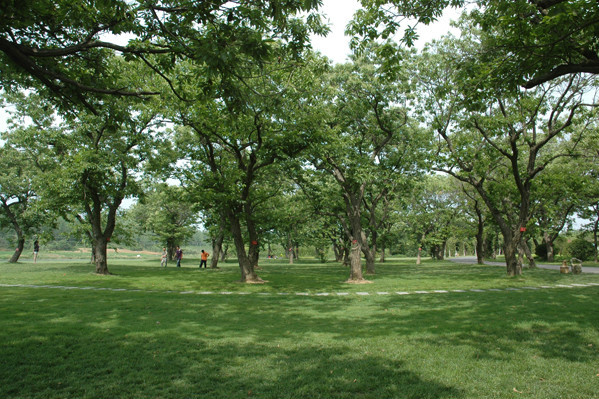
[1,282,598,296]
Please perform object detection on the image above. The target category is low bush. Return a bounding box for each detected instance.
[567,238,595,261]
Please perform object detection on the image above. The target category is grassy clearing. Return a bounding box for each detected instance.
[1,255,598,293]
[1,257,598,398]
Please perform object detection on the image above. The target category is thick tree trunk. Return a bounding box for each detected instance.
[379,245,385,263]
[475,236,484,265]
[348,240,364,282]
[167,238,176,262]
[228,209,261,283]
[362,232,376,274]
[543,232,555,262]
[342,246,350,266]
[346,204,369,281]
[5,203,25,263]
[432,244,445,260]
[211,211,227,268]
[520,240,537,269]
[287,235,294,264]
[364,248,376,274]
[333,239,347,263]
[332,239,341,262]
[211,229,224,269]
[516,244,524,270]
[9,236,25,263]
[220,244,228,261]
[93,237,109,275]
[503,239,522,276]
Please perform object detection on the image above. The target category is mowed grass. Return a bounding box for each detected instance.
[1,256,598,398]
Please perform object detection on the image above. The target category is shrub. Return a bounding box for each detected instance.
[567,238,595,261]
[534,242,547,260]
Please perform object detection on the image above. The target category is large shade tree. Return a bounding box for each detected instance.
[305,53,429,281]
[171,49,327,283]
[416,34,599,275]
[4,66,167,274]
[128,183,198,261]
[349,0,599,88]
[0,143,53,262]
[1,0,327,112]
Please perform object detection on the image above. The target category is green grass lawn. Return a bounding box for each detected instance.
[1,256,598,398]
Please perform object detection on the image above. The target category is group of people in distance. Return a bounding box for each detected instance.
[27,241,210,268]
[161,246,209,269]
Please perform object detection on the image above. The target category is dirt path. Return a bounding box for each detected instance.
[448,256,599,274]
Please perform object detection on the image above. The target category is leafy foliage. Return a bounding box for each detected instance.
[567,238,595,261]
[350,0,599,88]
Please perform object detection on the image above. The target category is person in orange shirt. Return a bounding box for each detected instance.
[199,249,210,269]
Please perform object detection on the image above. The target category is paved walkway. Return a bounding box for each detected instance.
[448,256,599,274]
[1,282,598,297]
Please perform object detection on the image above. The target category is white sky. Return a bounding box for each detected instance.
[311,0,460,64]
[0,1,460,133]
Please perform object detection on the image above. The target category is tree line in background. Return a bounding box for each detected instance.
[1,0,598,281]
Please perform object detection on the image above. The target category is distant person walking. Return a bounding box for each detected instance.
[161,247,167,267]
[33,240,40,263]
[175,246,183,268]
[200,250,210,268]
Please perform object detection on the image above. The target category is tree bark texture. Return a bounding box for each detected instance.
[475,203,485,265]
[93,237,109,274]
[9,236,25,263]
[520,240,537,269]
[227,208,261,283]
[503,239,522,277]
[210,228,225,269]
[348,240,364,281]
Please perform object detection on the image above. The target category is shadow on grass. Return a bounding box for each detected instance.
[0,289,460,398]
[2,285,599,398]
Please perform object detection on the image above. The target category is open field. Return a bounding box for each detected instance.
[1,257,598,398]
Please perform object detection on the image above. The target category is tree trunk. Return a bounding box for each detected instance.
[228,209,261,283]
[593,215,598,263]
[475,207,485,265]
[332,239,341,262]
[543,232,555,262]
[348,240,364,281]
[9,236,25,263]
[342,246,350,266]
[220,244,228,261]
[364,247,376,274]
[211,211,227,268]
[516,244,524,270]
[432,244,445,260]
[345,198,369,281]
[5,203,25,263]
[167,238,176,262]
[333,239,347,263]
[475,236,484,265]
[503,239,522,276]
[211,227,225,269]
[287,235,294,264]
[416,247,422,265]
[93,237,109,275]
[520,240,537,269]
[362,231,376,274]
[379,245,385,263]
